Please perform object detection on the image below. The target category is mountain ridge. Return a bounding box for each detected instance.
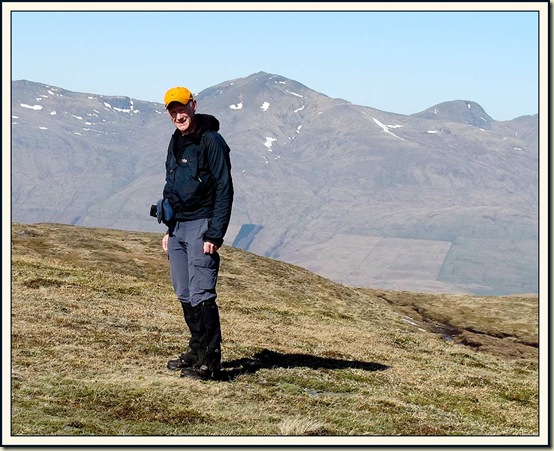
[10,73,539,296]
[13,74,537,122]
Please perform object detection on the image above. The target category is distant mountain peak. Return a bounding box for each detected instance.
[411,99,494,128]
[10,77,538,296]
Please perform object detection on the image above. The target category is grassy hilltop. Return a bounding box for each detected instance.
[10,223,539,441]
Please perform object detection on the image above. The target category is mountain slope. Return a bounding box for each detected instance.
[411,99,494,128]
[9,222,539,440]
[10,74,539,295]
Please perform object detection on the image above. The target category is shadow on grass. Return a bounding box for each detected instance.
[216,349,390,382]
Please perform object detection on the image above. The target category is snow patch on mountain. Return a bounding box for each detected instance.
[372,118,405,141]
[264,137,277,150]
[21,104,43,111]
[285,90,304,98]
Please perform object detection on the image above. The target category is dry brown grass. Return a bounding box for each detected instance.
[369,289,538,362]
[8,222,541,444]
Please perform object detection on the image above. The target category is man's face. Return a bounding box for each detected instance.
[167,100,196,134]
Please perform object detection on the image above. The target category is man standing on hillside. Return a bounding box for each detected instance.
[158,86,234,380]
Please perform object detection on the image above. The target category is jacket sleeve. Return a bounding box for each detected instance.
[202,131,234,246]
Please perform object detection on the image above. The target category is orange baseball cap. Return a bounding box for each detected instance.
[164,86,193,108]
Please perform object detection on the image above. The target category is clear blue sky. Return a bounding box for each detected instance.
[8,4,542,121]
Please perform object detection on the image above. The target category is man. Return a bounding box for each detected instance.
[160,86,234,380]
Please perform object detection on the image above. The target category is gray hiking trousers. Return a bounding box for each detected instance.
[167,218,220,307]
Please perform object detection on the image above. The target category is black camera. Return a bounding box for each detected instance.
[150,198,175,224]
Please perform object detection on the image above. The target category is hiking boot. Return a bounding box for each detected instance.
[180,367,204,380]
[167,350,197,371]
[167,301,203,371]
[180,365,213,380]
[177,299,222,379]
[197,348,222,379]
[180,363,219,380]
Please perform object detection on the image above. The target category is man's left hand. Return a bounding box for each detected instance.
[203,242,219,254]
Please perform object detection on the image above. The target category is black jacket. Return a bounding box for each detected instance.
[163,114,234,246]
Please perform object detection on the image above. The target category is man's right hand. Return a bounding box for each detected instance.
[162,233,169,252]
